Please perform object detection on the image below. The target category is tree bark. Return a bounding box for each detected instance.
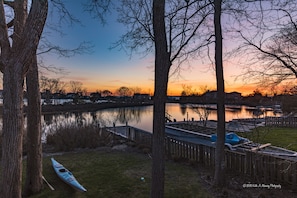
[0,1,48,197]
[1,61,25,198]
[214,0,226,187]
[24,54,43,196]
[151,0,171,197]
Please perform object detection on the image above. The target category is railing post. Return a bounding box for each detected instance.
[292,162,297,191]
[199,145,204,164]
[167,137,172,160]
[114,124,297,191]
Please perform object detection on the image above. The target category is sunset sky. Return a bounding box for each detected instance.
[42,1,258,96]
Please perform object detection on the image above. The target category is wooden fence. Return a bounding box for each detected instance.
[265,116,297,127]
[109,125,297,190]
[165,137,297,190]
[107,126,152,147]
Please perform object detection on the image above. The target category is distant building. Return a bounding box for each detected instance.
[90,92,101,102]
[167,96,180,101]
[226,92,242,104]
[90,92,101,98]
[202,91,242,104]
[203,91,217,100]
[133,93,151,101]
[66,93,77,99]
[226,91,242,100]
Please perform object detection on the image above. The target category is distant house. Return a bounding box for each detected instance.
[52,92,66,99]
[167,96,180,101]
[90,92,101,98]
[133,93,151,101]
[226,92,242,104]
[204,91,218,101]
[202,91,242,104]
[90,92,101,102]
[66,93,77,99]
[226,92,242,100]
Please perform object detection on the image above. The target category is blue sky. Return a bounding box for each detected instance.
[40,0,254,95]
[42,1,157,93]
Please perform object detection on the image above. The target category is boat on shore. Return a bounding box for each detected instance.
[51,158,87,192]
[210,132,248,145]
[166,121,297,158]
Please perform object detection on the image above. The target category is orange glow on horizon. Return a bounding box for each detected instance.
[83,81,258,96]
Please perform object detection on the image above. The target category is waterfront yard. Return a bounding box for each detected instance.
[28,145,297,198]
[29,150,210,198]
[238,127,297,151]
[1,125,293,198]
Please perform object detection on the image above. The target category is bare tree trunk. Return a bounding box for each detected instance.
[0,1,48,197]
[24,54,43,196]
[151,0,171,197]
[214,0,226,187]
[1,62,25,198]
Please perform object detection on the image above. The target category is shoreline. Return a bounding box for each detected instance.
[0,102,153,115]
[39,101,153,114]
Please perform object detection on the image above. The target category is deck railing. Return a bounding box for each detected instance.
[265,116,297,127]
[108,125,297,190]
[166,137,297,190]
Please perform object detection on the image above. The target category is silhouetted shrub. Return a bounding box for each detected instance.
[46,125,112,152]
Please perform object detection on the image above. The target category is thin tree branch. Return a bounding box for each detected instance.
[240,31,297,78]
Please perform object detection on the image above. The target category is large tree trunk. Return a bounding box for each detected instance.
[24,54,43,196]
[0,1,48,197]
[151,0,170,197]
[214,0,226,187]
[1,62,25,198]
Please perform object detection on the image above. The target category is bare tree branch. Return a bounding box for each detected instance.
[37,41,94,57]
[83,0,111,24]
[239,31,297,78]
[49,0,80,25]
[224,0,297,87]
[115,0,213,71]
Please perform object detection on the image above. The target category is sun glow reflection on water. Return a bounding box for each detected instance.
[41,103,281,135]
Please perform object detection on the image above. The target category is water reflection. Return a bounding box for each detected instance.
[42,106,152,135]
[179,104,187,116]
[41,103,281,134]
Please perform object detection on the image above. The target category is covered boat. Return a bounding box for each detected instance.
[51,158,87,192]
[210,132,247,145]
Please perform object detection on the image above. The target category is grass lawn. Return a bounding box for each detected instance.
[29,150,211,198]
[237,127,297,151]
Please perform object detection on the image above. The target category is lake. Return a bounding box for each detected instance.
[41,103,281,134]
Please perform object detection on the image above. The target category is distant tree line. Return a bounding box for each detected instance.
[38,76,297,112]
[37,76,154,105]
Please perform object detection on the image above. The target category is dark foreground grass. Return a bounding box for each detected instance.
[238,127,297,151]
[29,150,210,198]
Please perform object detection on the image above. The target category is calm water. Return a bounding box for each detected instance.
[41,103,281,133]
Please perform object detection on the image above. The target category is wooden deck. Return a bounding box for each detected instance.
[107,124,297,191]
